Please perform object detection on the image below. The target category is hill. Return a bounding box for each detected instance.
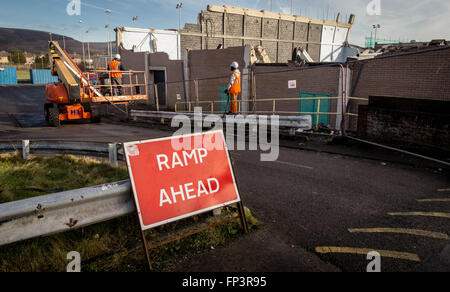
[0,27,112,56]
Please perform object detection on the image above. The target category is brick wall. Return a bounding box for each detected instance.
[253,65,341,127]
[188,46,246,111]
[148,53,185,109]
[349,47,450,131]
[358,96,450,151]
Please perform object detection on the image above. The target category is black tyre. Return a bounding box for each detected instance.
[44,103,53,122]
[91,107,101,123]
[48,107,61,127]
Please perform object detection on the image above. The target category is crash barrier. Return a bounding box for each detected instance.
[0,180,134,247]
[0,139,244,248]
[175,96,368,130]
[130,110,313,132]
[0,140,122,167]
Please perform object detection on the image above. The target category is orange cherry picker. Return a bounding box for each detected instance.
[44,41,147,127]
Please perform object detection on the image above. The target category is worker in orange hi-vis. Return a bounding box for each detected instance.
[224,61,241,114]
[108,54,125,96]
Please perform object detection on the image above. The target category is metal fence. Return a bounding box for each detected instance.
[0,140,132,247]
[0,180,134,247]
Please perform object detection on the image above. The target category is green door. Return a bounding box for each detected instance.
[299,92,331,126]
[220,85,230,113]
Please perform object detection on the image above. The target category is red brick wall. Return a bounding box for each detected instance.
[349,47,450,131]
[357,96,450,151]
[254,65,341,127]
[148,52,185,109]
[352,48,450,101]
[188,46,246,109]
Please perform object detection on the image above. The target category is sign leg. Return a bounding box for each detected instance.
[237,202,249,233]
[140,229,153,271]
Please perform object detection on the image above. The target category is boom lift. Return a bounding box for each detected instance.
[45,41,147,127]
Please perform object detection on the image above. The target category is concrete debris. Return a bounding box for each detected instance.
[250,45,271,64]
[293,47,314,64]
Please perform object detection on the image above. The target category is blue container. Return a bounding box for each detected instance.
[0,67,18,85]
[30,69,58,84]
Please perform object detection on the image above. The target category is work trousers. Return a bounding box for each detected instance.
[230,93,238,114]
[111,77,123,96]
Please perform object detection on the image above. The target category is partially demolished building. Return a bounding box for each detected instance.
[116,5,356,63]
[115,5,450,151]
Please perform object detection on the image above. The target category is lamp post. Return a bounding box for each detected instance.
[132,16,138,27]
[176,3,183,31]
[373,24,381,47]
[86,30,91,69]
[79,20,85,68]
[61,27,66,51]
[105,9,112,60]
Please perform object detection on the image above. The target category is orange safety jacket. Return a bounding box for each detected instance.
[229,71,241,96]
[109,60,123,78]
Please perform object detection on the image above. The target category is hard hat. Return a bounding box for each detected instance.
[231,61,239,69]
[115,54,121,60]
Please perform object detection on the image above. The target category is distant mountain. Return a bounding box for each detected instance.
[0,27,113,56]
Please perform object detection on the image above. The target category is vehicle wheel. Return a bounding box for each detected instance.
[48,107,61,127]
[44,103,53,122]
[91,106,101,123]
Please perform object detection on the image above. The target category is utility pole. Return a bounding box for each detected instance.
[373,24,381,47]
[61,28,66,51]
[176,3,183,31]
[79,20,85,68]
[105,9,112,60]
[86,30,91,69]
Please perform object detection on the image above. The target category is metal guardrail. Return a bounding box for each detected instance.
[174,96,368,131]
[130,110,313,131]
[175,97,368,115]
[0,140,123,166]
[0,180,134,247]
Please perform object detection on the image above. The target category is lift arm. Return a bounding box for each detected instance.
[49,41,82,102]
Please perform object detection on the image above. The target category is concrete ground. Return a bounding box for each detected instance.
[0,85,449,272]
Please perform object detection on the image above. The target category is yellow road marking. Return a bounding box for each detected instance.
[416,198,450,202]
[388,212,450,219]
[315,247,420,262]
[437,188,450,192]
[348,228,449,240]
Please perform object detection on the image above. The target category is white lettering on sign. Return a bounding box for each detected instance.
[156,149,208,171]
[159,178,220,207]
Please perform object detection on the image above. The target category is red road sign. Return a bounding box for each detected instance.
[124,130,241,230]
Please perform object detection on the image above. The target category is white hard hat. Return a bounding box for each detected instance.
[231,61,239,69]
[115,54,121,60]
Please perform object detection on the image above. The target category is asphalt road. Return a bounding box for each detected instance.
[0,85,449,272]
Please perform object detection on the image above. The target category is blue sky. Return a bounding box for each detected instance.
[0,0,449,46]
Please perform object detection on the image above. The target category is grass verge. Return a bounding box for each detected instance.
[0,153,129,203]
[0,153,260,272]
